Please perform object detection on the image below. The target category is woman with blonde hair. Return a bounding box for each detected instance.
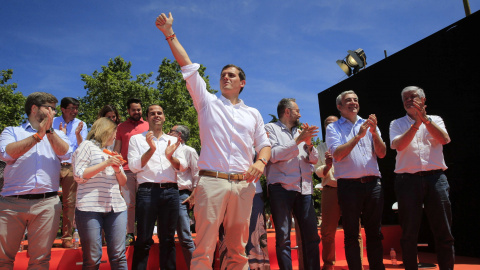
[73,117,128,269]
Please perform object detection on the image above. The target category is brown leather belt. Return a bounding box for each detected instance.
[340,176,378,184]
[8,191,58,200]
[199,170,245,181]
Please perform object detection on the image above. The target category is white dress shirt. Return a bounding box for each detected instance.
[181,63,271,173]
[389,115,449,174]
[128,132,187,184]
[176,144,200,191]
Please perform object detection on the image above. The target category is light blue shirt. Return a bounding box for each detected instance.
[265,121,319,195]
[53,116,87,163]
[325,116,382,179]
[0,121,73,196]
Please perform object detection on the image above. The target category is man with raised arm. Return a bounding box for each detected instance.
[0,92,71,269]
[325,90,386,270]
[390,86,453,270]
[156,12,271,270]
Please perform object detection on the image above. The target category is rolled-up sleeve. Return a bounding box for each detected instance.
[326,123,341,155]
[173,146,188,172]
[181,63,214,112]
[73,141,91,183]
[266,124,299,163]
[0,127,17,164]
[254,113,271,154]
[56,130,73,161]
[307,145,319,164]
[127,135,143,173]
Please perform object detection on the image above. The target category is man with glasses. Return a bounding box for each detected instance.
[52,97,87,248]
[0,92,71,269]
[265,98,321,270]
[390,86,454,270]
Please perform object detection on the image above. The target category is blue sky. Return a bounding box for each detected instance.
[2,1,478,133]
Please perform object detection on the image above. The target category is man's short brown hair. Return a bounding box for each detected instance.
[25,92,58,116]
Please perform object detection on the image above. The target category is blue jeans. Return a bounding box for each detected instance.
[395,172,454,270]
[75,209,127,270]
[337,178,384,270]
[132,184,179,270]
[268,184,320,270]
[177,190,195,269]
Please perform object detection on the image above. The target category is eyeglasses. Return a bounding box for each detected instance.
[65,106,79,111]
[40,105,57,113]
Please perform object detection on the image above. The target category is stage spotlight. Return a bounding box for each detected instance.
[336,48,367,76]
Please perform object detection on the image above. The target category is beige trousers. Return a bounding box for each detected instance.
[0,195,61,270]
[60,164,77,240]
[191,176,255,270]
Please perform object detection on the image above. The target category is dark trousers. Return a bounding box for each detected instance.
[337,178,385,270]
[132,184,179,270]
[395,172,454,270]
[269,184,321,270]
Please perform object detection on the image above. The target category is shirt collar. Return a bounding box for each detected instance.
[127,117,146,124]
[220,95,247,108]
[61,115,75,124]
[339,115,363,125]
[405,114,415,123]
[276,120,297,132]
[142,131,171,142]
[23,120,36,131]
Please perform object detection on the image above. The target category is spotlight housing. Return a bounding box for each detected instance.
[336,48,367,76]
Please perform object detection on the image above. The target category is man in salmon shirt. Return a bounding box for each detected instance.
[114,98,149,245]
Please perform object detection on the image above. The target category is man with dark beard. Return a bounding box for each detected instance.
[114,98,149,245]
[265,98,321,270]
[0,92,71,269]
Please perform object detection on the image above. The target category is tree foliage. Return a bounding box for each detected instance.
[0,69,26,132]
[78,56,217,153]
[156,58,217,152]
[79,56,159,126]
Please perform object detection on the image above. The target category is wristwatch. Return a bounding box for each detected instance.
[425,117,432,125]
[46,127,54,134]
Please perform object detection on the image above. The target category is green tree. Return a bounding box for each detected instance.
[79,56,159,126]
[156,58,217,152]
[0,69,26,132]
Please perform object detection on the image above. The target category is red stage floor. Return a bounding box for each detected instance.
[13,225,480,269]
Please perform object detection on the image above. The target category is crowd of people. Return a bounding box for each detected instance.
[0,11,454,270]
